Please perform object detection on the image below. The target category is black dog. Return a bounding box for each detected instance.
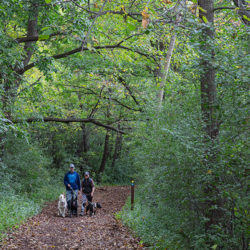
[69,189,78,217]
[86,202,102,216]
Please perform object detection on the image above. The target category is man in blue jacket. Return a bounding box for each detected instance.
[64,163,81,213]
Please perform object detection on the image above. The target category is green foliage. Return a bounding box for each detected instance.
[0,134,64,237]
[119,78,249,249]
[101,153,135,185]
[0,0,249,248]
[0,193,40,237]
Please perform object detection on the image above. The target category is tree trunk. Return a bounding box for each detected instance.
[78,123,88,155]
[198,0,222,234]
[157,34,176,106]
[23,2,39,68]
[198,0,219,140]
[157,0,184,107]
[108,132,114,159]
[2,1,39,118]
[0,1,39,151]
[98,129,110,173]
[111,124,123,168]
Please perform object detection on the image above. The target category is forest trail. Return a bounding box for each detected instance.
[1,186,144,250]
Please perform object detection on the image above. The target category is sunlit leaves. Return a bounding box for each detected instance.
[127,23,137,31]
[243,15,250,21]
[202,16,208,23]
[38,34,50,40]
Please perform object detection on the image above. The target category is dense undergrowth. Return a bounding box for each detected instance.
[119,96,249,249]
[0,130,132,238]
[0,134,64,238]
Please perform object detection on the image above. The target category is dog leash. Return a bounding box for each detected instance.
[70,187,78,197]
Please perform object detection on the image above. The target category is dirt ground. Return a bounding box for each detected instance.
[1,186,145,250]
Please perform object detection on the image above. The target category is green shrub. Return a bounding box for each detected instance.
[0,194,40,235]
[119,95,249,249]
[0,134,64,238]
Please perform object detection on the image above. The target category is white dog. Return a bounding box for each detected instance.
[58,193,67,217]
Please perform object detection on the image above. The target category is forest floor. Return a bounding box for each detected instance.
[1,186,145,250]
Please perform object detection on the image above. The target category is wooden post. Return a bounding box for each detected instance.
[131,180,134,210]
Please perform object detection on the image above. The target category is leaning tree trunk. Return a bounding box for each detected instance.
[157,0,184,107]
[157,34,176,106]
[198,0,222,234]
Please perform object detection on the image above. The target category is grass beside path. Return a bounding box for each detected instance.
[1,186,144,249]
[0,184,64,240]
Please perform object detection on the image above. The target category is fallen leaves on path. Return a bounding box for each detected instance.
[1,186,145,250]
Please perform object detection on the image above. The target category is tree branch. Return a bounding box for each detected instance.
[17,76,42,96]
[87,86,105,118]
[80,0,108,51]
[16,32,66,43]
[232,0,250,25]
[213,6,236,11]
[117,33,144,46]
[71,0,141,21]
[117,76,140,106]
[71,85,142,112]
[118,45,155,60]
[12,117,125,134]
[99,10,142,21]
[16,39,152,74]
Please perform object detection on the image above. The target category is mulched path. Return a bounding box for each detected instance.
[1,186,145,250]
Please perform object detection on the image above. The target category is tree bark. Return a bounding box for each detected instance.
[157,0,184,107]
[77,95,89,156]
[157,34,176,106]
[98,130,110,174]
[198,0,219,140]
[108,132,113,160]
[1,0,39,131]
[23,2,39,68]
[78,123,88,154]
[111,124,123,168]
[12,117,125,134]
[2,1,39,119]
[17,41,151,75]
[198,0,222,234]
[16,32,66,43]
